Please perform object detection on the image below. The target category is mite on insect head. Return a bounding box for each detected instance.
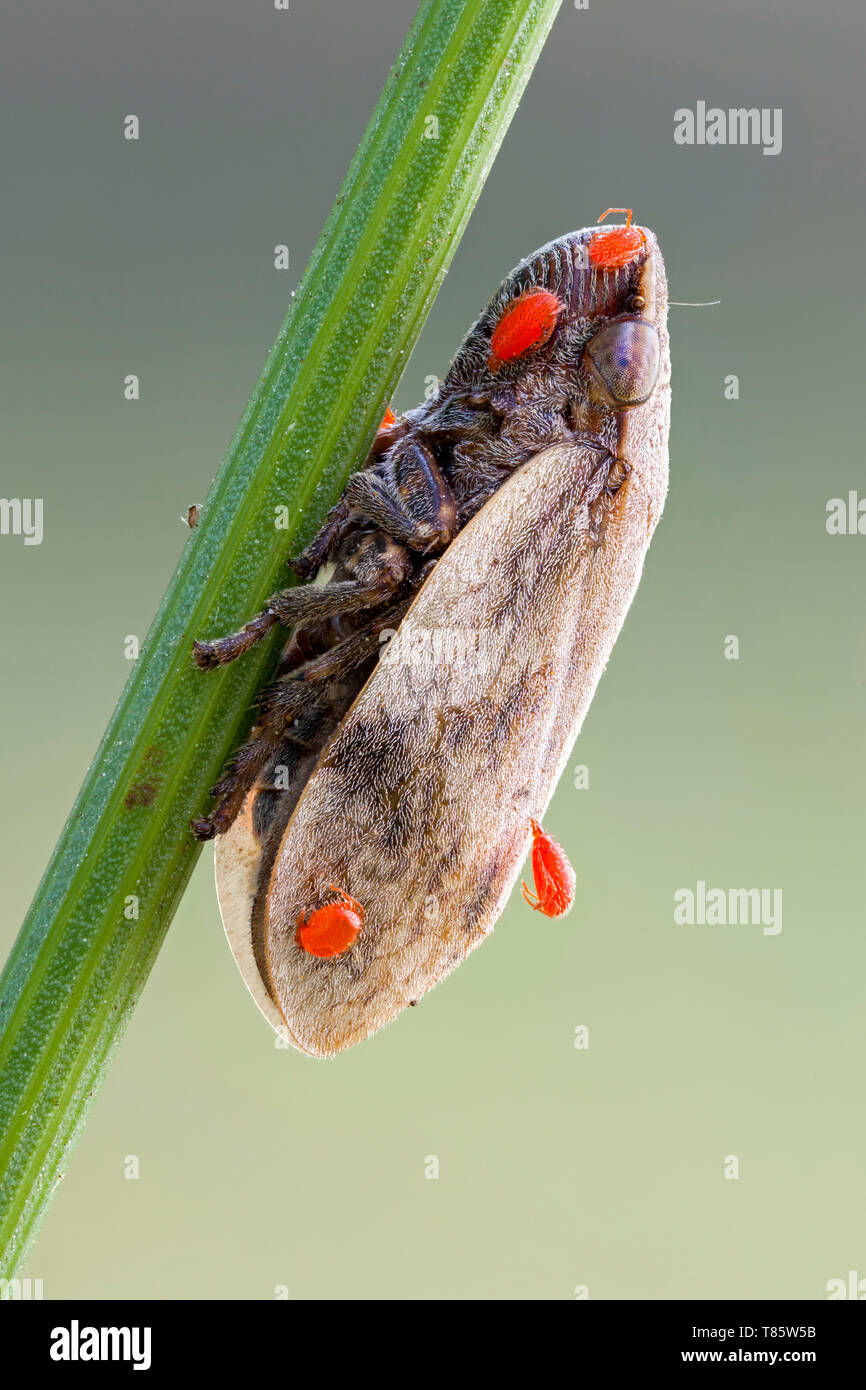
[191,209,671,1055]
[588,207,648,270]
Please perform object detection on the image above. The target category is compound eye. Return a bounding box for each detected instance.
[487,287,562,370]
[583,319,660,409]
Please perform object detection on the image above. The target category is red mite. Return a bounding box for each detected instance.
[296,890,365,958]
[487,286,561,371]
[522,818,576,918]
[589,207,647,270]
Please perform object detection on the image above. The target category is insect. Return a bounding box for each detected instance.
[192,210,671,1056]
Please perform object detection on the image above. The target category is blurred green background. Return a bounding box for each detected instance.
[1,0,863,1299]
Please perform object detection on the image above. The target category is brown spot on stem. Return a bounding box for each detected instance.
[124,782,158,808]
[124,746,164,808]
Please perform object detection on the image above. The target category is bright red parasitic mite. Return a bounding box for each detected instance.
[589,208,647,270]
[487,286,561,370]
[522,818,576,918]
[296,890,365,958]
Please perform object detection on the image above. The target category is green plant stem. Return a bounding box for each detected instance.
[0,0,563,1274]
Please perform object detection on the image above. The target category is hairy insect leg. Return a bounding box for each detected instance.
[344,436,458,554]
[192,583,379,671]
[193,531,412,671]
[192,611,278,670]
[284,598,412,685]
